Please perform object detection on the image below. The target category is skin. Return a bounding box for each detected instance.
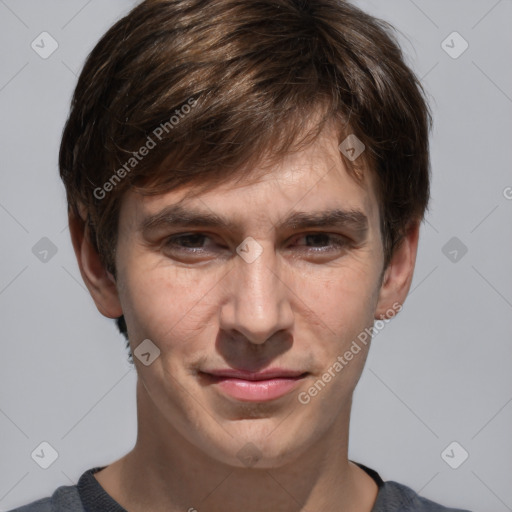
[70,122,420,512]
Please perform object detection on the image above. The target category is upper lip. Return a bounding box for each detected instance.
[202,368,308,381]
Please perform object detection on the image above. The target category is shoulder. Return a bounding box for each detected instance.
[6,484,84,512]
[374,480,473,512]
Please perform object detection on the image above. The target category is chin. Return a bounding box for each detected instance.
[197,421,314,470]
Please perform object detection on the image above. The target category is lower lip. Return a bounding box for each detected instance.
[203,374,307,402]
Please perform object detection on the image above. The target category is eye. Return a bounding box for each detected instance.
[163,233,221,254]
[292,233,349,252]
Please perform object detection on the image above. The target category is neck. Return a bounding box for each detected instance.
[94,379,378,512]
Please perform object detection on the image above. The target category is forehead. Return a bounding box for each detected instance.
[120,124,380,233]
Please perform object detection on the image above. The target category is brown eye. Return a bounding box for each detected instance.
[167,234,208,249]
[294,233,349,251]
[161,233,231,263]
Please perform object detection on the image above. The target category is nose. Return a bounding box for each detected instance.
[219,241,294,345]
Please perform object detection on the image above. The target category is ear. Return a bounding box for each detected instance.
[68,207,123,319]
[374,220,420,319]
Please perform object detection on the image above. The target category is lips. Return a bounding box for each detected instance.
[204,368,308,381]
[199,368,308,402]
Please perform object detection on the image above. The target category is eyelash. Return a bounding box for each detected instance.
[162,232,349,255]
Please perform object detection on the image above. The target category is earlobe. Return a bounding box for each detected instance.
[374,220,420,319]
[68,209,123,319]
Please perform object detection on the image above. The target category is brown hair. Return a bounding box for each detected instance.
[59,0,431,341]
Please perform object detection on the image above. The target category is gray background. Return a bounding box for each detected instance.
[0,1,511,511]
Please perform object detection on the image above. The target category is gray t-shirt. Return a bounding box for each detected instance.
[8,462,472,511]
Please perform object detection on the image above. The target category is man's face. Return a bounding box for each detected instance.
[113,126,387,467]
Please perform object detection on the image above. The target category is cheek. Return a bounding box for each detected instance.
[298,266,379,404]
[298,258,380,336]
[119,257,223,349]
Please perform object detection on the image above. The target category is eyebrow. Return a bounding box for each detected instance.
[140,203,369,236]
